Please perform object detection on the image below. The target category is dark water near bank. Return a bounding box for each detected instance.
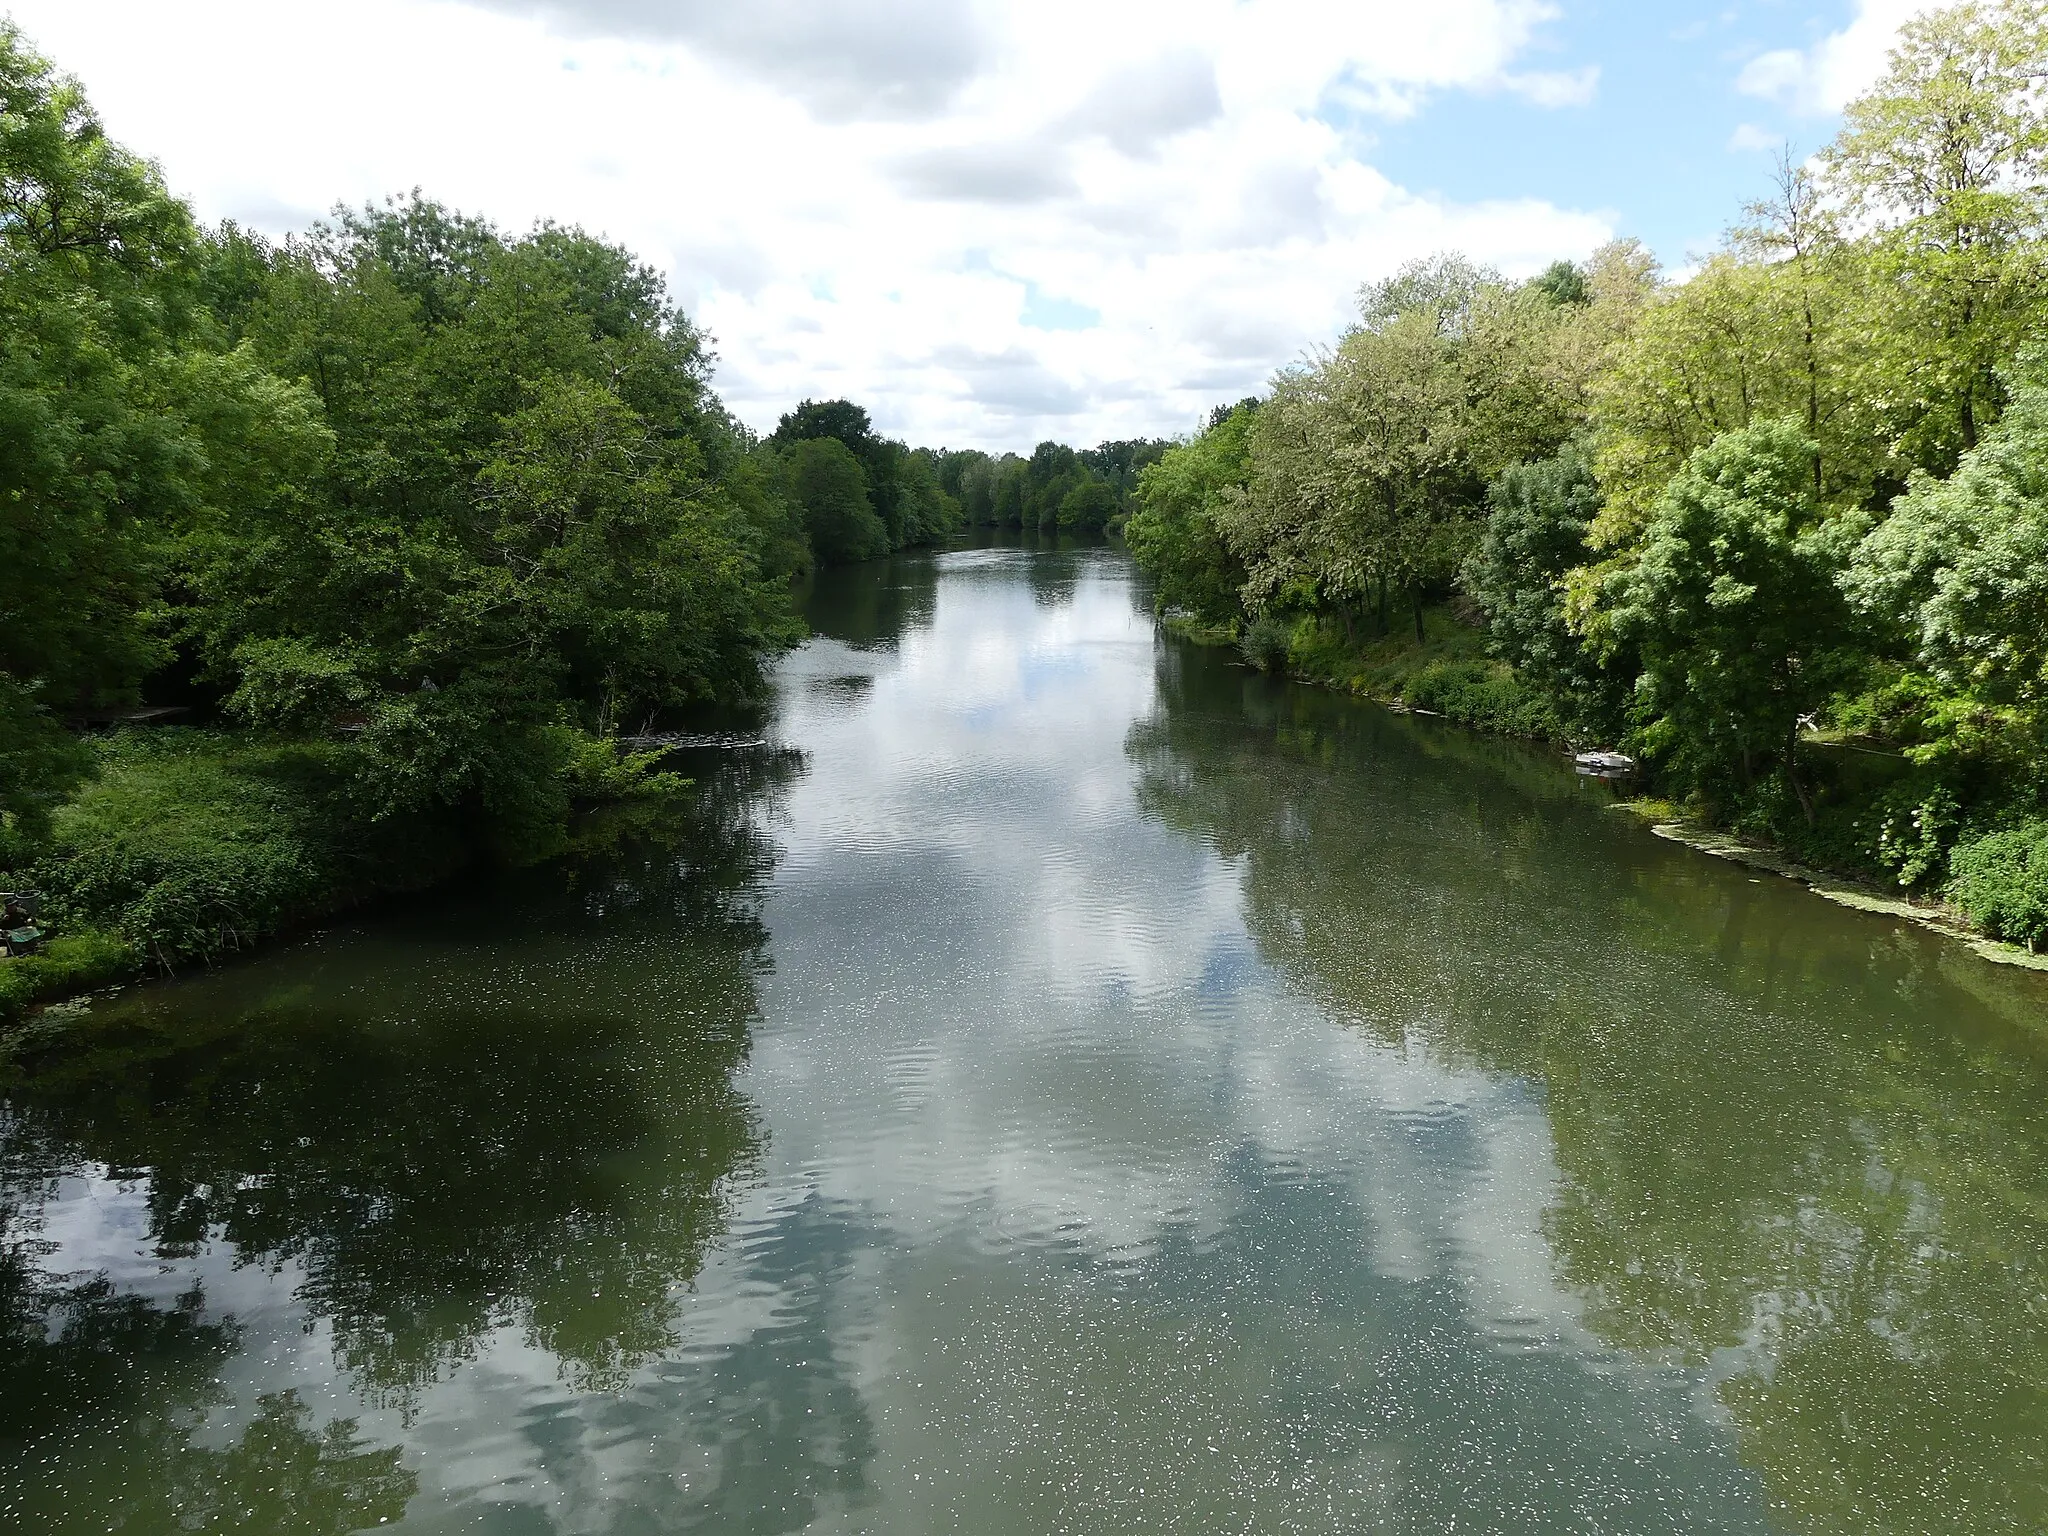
[5,543,2048,1535]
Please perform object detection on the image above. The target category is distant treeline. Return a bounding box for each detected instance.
[1125,0,2048,949]
[928,437,1173,533]
[756,400,1174,555]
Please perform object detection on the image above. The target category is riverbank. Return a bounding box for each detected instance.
[0,727,692,1031]
[1168,607,2048,972]
[1174,603,1565,741]
[1615,805,2048,974]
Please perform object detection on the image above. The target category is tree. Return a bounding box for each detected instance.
[992,459,1029,527]
[1528,259,1590,307]
[0,24,203,838]
[1221,252,1599,645]
[772,398,962,550]
[774,398,879,458]
[1124,403,1256,628]
[898,448,965,545]
[1465,449,1630,739]
[1589,238,1876,536]
[1230,271,1483,640]
[784,437,888,566]
[1824,0,2048,458]
[1600,419,1863,816]
[1057,478,1118,531]
[1845,375,2048,767]
[1076,437,1171,522]
[172,198,798,841]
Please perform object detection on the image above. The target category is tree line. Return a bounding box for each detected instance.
[0,19,1055,888]
[0,19,1143,988]
[924,437,1170,533]
[1125,0,2048,949]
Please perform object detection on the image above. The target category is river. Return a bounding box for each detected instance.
[3,541,2046,1534]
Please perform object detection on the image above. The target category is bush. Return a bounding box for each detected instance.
[1949,822,2048,951]
[37,732,342,969]
[1402,660,1562,739]
[1239,613,1294,673]
[24,726,683,980]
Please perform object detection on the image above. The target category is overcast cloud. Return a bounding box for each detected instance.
[6,0,1936,449]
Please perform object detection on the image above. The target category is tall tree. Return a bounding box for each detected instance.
[1124,403,1256,628]
[1824,0,2048,459]
[0,23,206,836]
[783,437,888,566]
[1600,420,1864,817]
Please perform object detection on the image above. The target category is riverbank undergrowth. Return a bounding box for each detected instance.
[0,727,689,1026]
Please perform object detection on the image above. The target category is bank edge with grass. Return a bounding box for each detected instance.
[1157,600,2048,972]
[0,729,693,1030]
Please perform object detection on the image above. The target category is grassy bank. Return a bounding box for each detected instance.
[1208,604,1565,742]
[0,728,688,1028]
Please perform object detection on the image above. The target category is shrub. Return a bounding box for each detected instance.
[1239,613,1294,674]
[1949,822,2048,951]
[1864,783,1962,889]
[39,732,339,969]
[1402,660,1561,739]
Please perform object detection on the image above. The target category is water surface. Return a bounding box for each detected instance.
[4,543,2046,1534]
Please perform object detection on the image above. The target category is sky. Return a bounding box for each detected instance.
[7,0,1942,450]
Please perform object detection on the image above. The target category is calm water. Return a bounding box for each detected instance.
[4,543,2047,1535]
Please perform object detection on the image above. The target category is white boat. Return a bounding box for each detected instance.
[1574,751,1636,778]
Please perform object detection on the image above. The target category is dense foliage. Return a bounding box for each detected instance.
[769,397,963,556]
[0,23,986,984]
[1126,0,2048,926]
[932,433,1170,534]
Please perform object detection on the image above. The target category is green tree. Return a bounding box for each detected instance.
[1601,419,1863,816]
[1057,478,1118,531]
[992,457,1030,527]
[1225,253,1595,644]
[1465,448,1630,739]
[784,437,888,565]
[174,199,797,842]
[0,24,202,837]
[1823,0,2048,458]
[898,448,964,544]
[1589,236,1876,536]
[1845,375,2048,772]
[773,398,962,549]
[1124,404,1256,628]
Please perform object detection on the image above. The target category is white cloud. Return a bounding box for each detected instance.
[1501,64,1601,109]
[1737,0,1955,116]
[471,0,992,120]
[1727,122,1783,154]
[8,0,1609,450]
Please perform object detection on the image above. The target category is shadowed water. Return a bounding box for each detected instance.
[3,542,2046,1534]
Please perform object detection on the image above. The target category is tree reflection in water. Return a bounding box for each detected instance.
[0,756,796,1527]
[1128,639,2048,1536]
[0,1240,414,1532]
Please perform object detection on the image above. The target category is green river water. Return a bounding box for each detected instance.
[3,542,2046,1534]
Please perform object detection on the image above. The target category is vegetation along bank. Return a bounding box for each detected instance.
[0,18,1190,1024]
[1123,0,2048,961]
[13,6,2048,1019]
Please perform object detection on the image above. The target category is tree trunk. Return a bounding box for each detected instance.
[1412,588,1426,645]
[1377,573,1389,636]
[1784,720,1814,825]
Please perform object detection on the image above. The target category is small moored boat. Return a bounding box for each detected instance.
[1574,750,1636,779]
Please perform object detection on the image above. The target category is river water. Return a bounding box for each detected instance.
[3,542,2046,1535]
